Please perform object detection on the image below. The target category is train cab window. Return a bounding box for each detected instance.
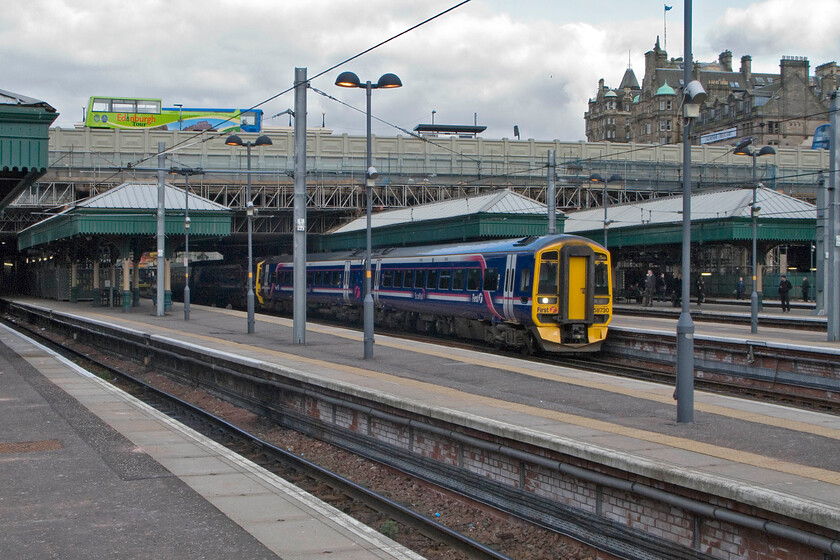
[594,254,610,296]
[466,268,482,291]
[520,269,532,291]
[538,251,560,294]
[452,269,466,291]
[483,268,499,291]
[382,270,393,288]
[283,271,292,285]
[414,270,426,288]
[439,270,452,290]
[426,269,438,289]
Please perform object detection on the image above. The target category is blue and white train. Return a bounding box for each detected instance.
[257,235,612,353]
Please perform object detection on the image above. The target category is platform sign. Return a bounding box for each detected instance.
[700,127,738,145]
[812,124,830,150]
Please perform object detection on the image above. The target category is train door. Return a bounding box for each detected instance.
[503,254,517,322]
[560,245,594,323]
[373,260,382,305]
[342,261,351,303]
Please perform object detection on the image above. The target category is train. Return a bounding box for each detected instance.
[84,96,263,132]
[256,235,612,353]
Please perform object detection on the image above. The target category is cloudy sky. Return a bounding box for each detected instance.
[4,0,839,141]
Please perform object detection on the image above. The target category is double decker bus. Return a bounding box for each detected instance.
[84,96,263,132]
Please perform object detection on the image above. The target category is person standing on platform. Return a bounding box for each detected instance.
[695,275,705,306]
[643,269,656,307]
[736,277,745,300]
[801,277,810,302]
[658,273,667,302]
[779,275,792,312]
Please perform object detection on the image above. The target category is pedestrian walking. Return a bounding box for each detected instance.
[736,277,745,300]
[643,269,656,307]
[778,275,793,312]
[801,277,810,302]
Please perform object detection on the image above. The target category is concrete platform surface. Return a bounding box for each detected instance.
[0,318,423,560]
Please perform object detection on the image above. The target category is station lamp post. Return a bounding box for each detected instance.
[225,133,273,334]
[734,139,776,334]
[335,71,403,359]
[169,166,204,321]
[589,173,622,248]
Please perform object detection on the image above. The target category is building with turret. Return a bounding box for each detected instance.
[585,39,836,147]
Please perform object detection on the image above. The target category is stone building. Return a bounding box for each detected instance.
[585,38,836,147]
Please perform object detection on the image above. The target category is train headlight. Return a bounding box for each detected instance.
[538,296,558,305]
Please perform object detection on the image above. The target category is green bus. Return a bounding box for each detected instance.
[84,96,263,132]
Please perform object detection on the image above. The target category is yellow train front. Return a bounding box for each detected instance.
[257,234,611,354]
[528,236,612,352]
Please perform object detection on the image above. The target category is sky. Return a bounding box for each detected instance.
[4,0,840,141]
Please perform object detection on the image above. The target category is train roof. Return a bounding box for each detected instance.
[270,234,602,263]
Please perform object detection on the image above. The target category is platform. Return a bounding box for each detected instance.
[4,296,840,556]
[0,311,422,559]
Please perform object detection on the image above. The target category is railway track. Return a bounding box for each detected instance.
[5,299,838,559]
[2,314,593,560]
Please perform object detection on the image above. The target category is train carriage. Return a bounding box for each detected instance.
[258,234,611,353]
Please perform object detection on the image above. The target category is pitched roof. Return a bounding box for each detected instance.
[78,182,229,211]
[619,68,640,90]
[332,190,550,234]
[563,187,815,234]
[0,88,56,112]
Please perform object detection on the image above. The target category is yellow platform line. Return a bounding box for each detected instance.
[212,310,840,442]
[88,311,840,486]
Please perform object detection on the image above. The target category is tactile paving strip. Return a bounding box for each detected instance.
[0,439,63,453]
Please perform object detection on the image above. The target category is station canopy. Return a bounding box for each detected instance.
[0,89,58,209]
[563,187,816,246]
[319,189,558,251]
[17,182,231,251]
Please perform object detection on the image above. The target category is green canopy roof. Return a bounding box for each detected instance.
[18,182,231,250]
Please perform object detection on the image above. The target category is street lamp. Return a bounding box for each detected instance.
[734,138,776,334]
[225,133,273,334]
[170,166,204,321]
[589,173,622,248]
[335,71,403,359]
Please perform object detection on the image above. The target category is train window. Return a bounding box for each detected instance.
[452,269,466,290]
[403,270,413,288]
[594,255,610,296]
[307,271,314,286]
[394,270,404,288]
[483,268,499,291]
[382,270,393,288]
[426,269,438,289]
[332,271,342,286]
[466,269,481,291]
[520,269,532,291]
[283,271,292,285]
[414,270,426,288]
[538,259,559,295]
[314,270,323,285]
[439,270,451,290]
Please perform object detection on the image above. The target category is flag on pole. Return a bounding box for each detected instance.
[665,4,673,10]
